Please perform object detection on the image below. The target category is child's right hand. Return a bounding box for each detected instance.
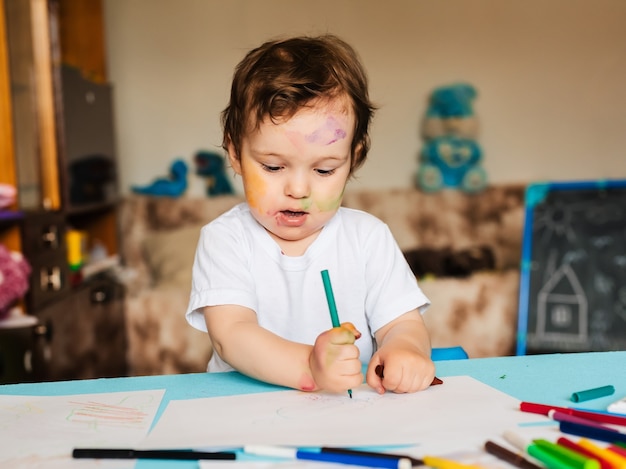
[309,322,363,393]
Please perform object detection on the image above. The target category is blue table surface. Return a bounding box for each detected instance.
[2,351,625,468]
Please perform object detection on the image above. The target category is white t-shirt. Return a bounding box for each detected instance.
[186,203,429,372]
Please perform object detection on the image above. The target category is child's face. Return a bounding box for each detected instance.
[228,97,355,252]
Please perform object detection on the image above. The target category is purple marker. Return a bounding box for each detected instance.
[548,409,619,432]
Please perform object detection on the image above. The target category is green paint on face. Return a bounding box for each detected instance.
[313,187,345,212]
[299,198,313,210]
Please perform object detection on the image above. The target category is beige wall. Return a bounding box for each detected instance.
[104,0,626,196]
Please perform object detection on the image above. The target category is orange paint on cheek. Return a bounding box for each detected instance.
[241,163,266,211]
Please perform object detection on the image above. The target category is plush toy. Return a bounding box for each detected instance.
[417,82,488,193]
[131,159,188,197]
[0,244,31,319]
[0,183,16,209]
[194,150,234,196]
[422,83,479,139]
[417,135,487,193]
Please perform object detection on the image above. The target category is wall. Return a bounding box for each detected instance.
[104,0,626,196]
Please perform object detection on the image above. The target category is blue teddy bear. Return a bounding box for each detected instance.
[417,83,488,192]
[417,135,487,193]
[422,83,479,139]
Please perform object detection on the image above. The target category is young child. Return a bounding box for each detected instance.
[186,34,435,395]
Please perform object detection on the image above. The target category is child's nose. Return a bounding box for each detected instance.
[285,174,310,199]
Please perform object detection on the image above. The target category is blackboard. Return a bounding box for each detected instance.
[516,179,626,355]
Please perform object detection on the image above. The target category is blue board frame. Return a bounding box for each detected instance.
[516,178,626,355]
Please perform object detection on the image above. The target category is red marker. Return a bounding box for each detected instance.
[520,401,626,426]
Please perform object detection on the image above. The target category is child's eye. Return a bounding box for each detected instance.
[315,168,336,176]
[261,164,282,173]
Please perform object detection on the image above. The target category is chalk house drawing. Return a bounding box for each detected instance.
[536,262,588,344]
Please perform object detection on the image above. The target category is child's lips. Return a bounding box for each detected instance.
[282,209,307,217]
[276,209,308,226]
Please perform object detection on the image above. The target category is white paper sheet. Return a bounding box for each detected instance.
[0,389,165,469]
[140,376,552,454]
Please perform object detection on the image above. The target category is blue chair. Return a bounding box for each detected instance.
[432,346,468,361]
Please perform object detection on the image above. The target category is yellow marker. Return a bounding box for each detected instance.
[577,438,626,469]
[423,455,484,469]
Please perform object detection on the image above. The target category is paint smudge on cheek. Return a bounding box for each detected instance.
[299,198,313,211]
[314,188,345,212]
[242,162,267,211]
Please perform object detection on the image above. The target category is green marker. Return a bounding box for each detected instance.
[527,444,575,469]
[532,439,600,469]
[321,270,340,328]
[320,269,352,398]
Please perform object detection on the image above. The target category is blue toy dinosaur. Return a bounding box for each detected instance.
[194,150,234,196]
[131,159,188,197]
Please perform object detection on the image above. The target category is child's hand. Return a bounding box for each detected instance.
[366,346,435,394]
[309,322,363,393]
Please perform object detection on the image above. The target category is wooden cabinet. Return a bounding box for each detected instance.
[0,0,127,381]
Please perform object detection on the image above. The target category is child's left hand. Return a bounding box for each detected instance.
[365,310,435,394]
[366,346,435,394]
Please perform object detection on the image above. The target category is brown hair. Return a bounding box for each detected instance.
[221,34,375,173]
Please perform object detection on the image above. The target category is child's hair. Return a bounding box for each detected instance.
[221,34,375,173]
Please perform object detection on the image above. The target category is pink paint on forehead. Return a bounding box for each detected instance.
[305,116,348,145]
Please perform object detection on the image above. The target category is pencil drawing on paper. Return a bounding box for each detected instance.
[249,387,405,426]
[66,397,152,429]
[0,390,164,469]
[0,391,160,432]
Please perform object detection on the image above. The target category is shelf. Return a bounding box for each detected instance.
[66,199,119,217]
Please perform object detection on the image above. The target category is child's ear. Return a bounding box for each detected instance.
[226,142,242,175]
[351,142,365,171]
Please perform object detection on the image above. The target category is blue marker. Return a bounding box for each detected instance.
[244,445,412,469]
